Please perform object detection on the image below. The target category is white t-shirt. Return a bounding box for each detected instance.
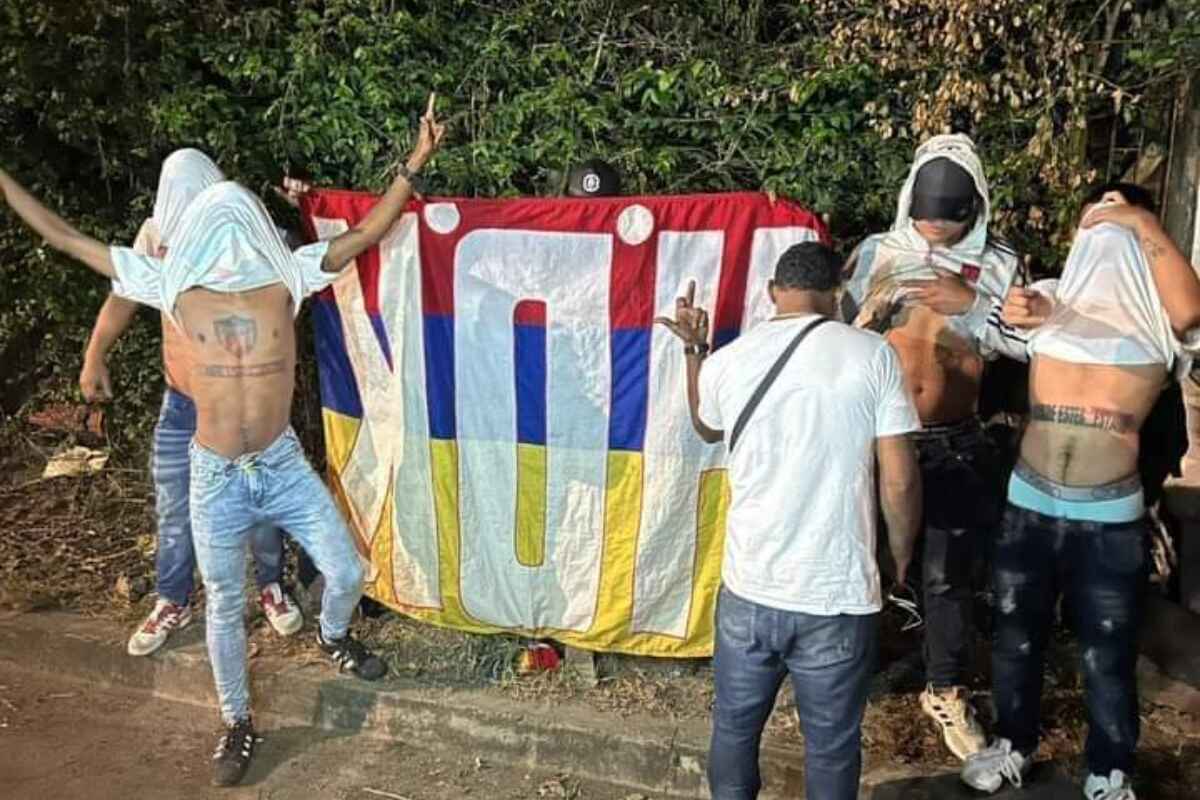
[697,315,920,616]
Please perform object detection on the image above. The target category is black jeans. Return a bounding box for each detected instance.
[992,505,1149,775]
[912,419,1003,687]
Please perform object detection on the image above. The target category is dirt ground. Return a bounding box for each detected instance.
[0,663,648,800]
[1,421,1199,798]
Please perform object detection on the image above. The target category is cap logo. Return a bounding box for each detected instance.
[582,173,601,194]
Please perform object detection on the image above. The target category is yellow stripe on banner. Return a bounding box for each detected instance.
[353,436,732,656]
[514,443,547,567]
[369,484,396,603]
[582,450,643,643]
[321,409,361,475]
[686,469,730,647]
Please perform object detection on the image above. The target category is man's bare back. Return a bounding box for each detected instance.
[175,285,297,457]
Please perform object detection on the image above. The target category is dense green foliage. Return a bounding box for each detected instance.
[2,0,1197,452]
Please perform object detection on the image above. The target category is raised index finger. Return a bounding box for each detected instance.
[426,92,437,117]
[685,279,696,308]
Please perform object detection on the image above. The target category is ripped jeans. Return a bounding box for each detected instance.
[991,505,1149,776]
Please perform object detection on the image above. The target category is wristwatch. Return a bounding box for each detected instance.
[683,342,710,356]
[396,163,425,194]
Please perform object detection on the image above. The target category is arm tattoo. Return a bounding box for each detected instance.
[1029,404,1135,433]
[201,360,286,378]
[212,314,258,357]
[1140,234,1168,265]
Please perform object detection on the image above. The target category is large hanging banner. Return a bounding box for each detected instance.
[300,190,828,656]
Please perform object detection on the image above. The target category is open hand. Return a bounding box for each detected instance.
[654,280,710,347]
[898,267,976,315]
[1001,286,1053,328]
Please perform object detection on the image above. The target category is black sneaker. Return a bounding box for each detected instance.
[211,717,258,787]
[316,629,388,681]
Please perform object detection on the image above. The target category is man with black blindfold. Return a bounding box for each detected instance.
[842,134,1028,762]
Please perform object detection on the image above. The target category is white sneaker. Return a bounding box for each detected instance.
[920,683,987,760]
[1084,770,1136,800]
[961,738,1032,794]
[258,582,303,636]
[127,598,192,656]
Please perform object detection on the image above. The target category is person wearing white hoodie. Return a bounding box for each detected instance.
[842,134,1027,761]
[79,149,304,658]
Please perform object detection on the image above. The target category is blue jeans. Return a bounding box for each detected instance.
[190,427,365,724]
[992,504,1148,776]
[152,387,284,606]
[708,587,877,800]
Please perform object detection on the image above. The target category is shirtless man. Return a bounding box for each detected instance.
[961,184,1200,800]
[0,95,445,787]
[842,133,1027,760]
[81,149,303,656]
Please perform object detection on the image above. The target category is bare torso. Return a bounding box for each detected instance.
[160,315,193,396]
[170,284,297,458]
[1020,355,1165,486]
[885,305,982,424]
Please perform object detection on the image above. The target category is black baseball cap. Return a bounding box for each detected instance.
[566,159,622,198]
[909,158,978,222]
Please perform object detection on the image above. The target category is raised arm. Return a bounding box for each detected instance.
[0,167,115,278]
[320,94,446,273]
[654,281,723,444]
[1083,193,1200,337]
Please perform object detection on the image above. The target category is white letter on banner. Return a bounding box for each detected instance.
[631,230,726,637]
[314,215,441,607]
[740,226,822,334]
[454,229,612,631]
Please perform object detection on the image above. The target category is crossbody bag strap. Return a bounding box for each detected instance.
[727,317,830,454]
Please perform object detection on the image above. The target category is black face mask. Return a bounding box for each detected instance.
[909,158,978,223]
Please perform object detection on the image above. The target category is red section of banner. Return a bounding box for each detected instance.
[299,191,828,332]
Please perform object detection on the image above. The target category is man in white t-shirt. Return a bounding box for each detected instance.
[656,241,923,800]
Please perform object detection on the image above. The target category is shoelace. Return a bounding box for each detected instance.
[886,582,923,632]
[997,751,1025,789]
[1091,787,1135,800]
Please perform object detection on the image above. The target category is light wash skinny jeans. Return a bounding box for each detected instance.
[190,427,364,724]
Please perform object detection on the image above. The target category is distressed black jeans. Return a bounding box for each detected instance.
[992,505,1149,775]
[911,419,1003,687]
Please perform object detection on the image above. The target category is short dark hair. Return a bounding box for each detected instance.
[1084,181,1156,213]
[773,242,840,292]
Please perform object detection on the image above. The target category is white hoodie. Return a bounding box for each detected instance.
[842,133,1027,361]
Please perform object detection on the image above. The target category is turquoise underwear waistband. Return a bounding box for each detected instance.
[1007,461,1144,523]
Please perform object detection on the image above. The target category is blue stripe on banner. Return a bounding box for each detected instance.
[514,324,547,445]
[424,314,456,439]
[369,312,394,371]
[312,296,364,419]
[609,328,650,452]
[713,327,740,352]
